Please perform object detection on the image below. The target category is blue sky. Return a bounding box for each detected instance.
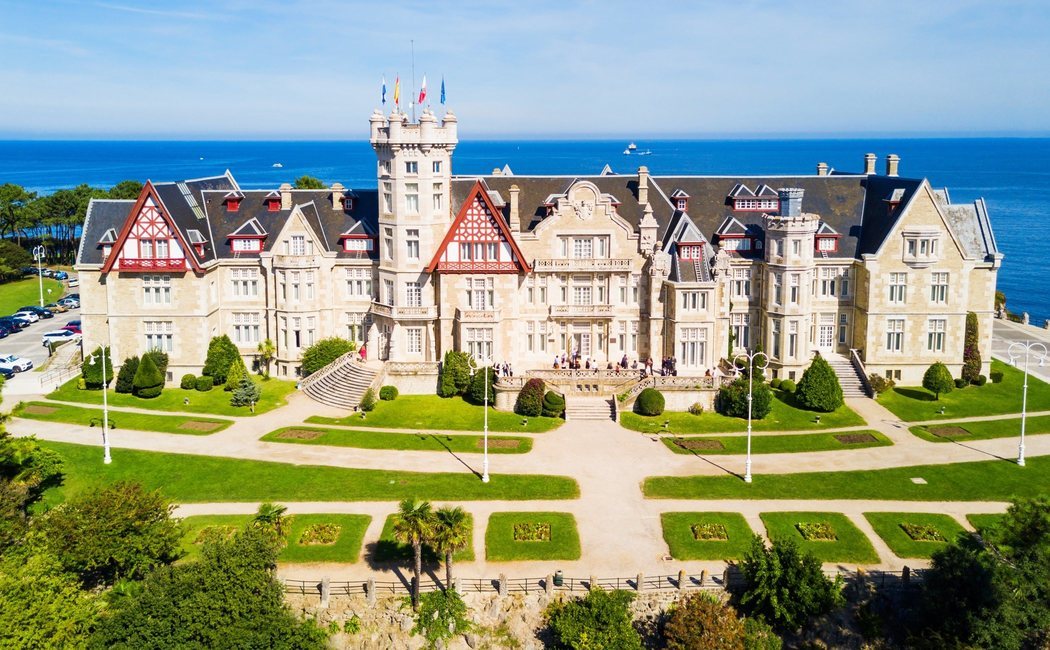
[1,0,1048,138]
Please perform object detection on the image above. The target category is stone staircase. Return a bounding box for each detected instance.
[564,396,616,422]
[302,354,380,411]
[824,353,869,398]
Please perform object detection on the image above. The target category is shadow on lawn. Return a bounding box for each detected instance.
[893,387,936,402]
[666,436,745,480]
[430,434,483,479]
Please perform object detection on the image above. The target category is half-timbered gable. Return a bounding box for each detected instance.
[426,181,529,273]
[101,182,198,273]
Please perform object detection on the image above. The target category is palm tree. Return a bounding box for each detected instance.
[256,338,276,378]
[253,502,289,537]
[392,499,435,609]
[432,506,471,591]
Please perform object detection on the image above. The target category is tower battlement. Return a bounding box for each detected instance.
[369,109,458,150]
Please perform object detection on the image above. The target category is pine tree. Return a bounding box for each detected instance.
[224,356,247,392]
[795,354,844,412]
[114,356,139,394]
[962,312,982,384]
[230,376,261,407]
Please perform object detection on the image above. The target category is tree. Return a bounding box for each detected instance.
[359,387,377,411]
[717,377,773,420]
[795,354,844,412]
[392,499,435,609]
[80,346,113,390]
[253,502,289,537]
[0,241,32,279]
[91,526,327,649]
[224,355,247,391]
[257,338,276,378]
[202,335,240,384]
[131,352,164,398]
[300,337,354,377]
[231,376,262,407]
[410,589,471,649]
[431,506,470,591]
[545,589,643,650]
[0,431,63,551]
[0,183,36,245]
[114,356,139,394]
[0,551,101,649]
[922,362,954,400]
[143,349,169,378]
[438,350,472,397]
[736,536,844,633]
[514,378,545,417]
[293,175,326,189]
[962,311,982,384]
[663,592,746,650]
[108,179,143,200]
[466,365,496,405]
[33,481,181,588]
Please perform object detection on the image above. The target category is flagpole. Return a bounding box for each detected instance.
[411,39,416,122]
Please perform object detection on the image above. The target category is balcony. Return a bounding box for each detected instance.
[118,258,187,272]
[273,254,320,268]
[455,307,501,323]
[533,258,632,273]
[370,302,437,320]
[550,304,614,319]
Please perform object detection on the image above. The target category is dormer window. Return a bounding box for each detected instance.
[677,199,687,210]
[266,197,279,211]
[670,189,690,212]
[902,229,940,267]
[816,236,838,252]
[734,198,779,211]
[679,244,703,260]
[721,237,752,252]
[225,197,241,212]
[231,238,262,253]
[342,196,354,211]
[342,237,375,253]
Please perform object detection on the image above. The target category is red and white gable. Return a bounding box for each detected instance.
[427,182,530,273]
[101,182,195,273]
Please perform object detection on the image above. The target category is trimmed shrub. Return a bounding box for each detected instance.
[81,345,113,390]
[514,378,545,417]
[962,311,981,384]
[663,592,746,650]
[990,370,1004,384]
[132,353,164,399]
[779,379,796,393]
[230,376,261,407]
[688,402,704,416]
[743,617,783,650]
[359,388,377,412]
[180,374,196,390]
[467,366,497,405]
[795,354,844,413]
[868,374,895,395]
[769,378,782,390]
[634,388,665,416]
[195,376,214,392]
[202,335,240,384]
[954,377,968,389]
[144,349,169,378]
[542,390,566,418]
[923,362,955,399]
[438,350,472,397]
[717,378,773,420]
[301,337,355,377]
[379,385,398,401]
[975,374,988,386]
[115,356,139,394]
[224,356,247,392]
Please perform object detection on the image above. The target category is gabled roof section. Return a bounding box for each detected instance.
[600,164,615,176]
[728,183,755,198]
[223,190,244,200]
[229,218,267,238]
[99,181,203,274]
[755,184,778,197]
[426,180,531,274]
[670,189,690,199]
[99,228,118,244]
[663,212,707,250]
[77,199,133,267]
[816,221,839,235]
[715,216,749,236]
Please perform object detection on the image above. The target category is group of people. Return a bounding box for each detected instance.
[549,352,679,378]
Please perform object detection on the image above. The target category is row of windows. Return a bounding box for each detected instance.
[889,271,949,304]
[886,318,947,353]
[381,181,443,214]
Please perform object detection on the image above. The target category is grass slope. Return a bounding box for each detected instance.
[179,513,370,563]
[663,430,891,455]
[14,401,231,435]
[38,440,579,506]
[485,512,581,561]
[371,513,475,563]
[262,426,532,454]
[660,512,756,560]
[863,512,966,559]
[0,277,65,314]
[47,377,296,417]
[307,395,562,433]
[910,415,1050,443]
[760,511,879,563]
[643,455,1050,501]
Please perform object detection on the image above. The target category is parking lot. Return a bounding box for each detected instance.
[1,298,81,395]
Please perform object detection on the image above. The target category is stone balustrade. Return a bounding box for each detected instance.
[533,258,633,273]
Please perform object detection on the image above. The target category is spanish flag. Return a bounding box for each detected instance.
[393,76,400,107]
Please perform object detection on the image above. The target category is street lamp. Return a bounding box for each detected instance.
[1007,340,1046,467]
[32,245,45,308]
[87,347,113,464]
[468,356,491,483]
[733,349,769,483]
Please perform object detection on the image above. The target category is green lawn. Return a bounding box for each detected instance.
[47,377,296,417]
[760,511,879,564]
[863,512,967,559]
[663,430,891,455]
[261,426,532,454]
[909,415,1050,443]
[621,392,865,435]
[660,512,756,560]
[0,277,65,314]
[967,513,1005,534]
[306,395,562,433]
[485,512,581,561]
[179,513,370,563]
[643,455,1050,501]
[372,513,475,563]
[37,441,580,506]
[878,360,1050,422]
[14,401,232,435]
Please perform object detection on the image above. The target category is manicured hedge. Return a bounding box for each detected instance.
[379,385,398,401]
[180,374,196,390]
[195,376,214,392]
[795,355,844,412]
[634,388,665,416]
[542,391,565,418]
[515,378,545,417]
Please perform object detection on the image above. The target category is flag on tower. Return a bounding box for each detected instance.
[393,76,400,107]
[418,75,427,105]
[381,76,387,106]
[440,77,446,105]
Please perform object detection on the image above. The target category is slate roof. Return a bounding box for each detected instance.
[79,200,134,266]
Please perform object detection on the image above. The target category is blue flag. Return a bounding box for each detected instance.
[381,76,387,105]
[440,77,446,105]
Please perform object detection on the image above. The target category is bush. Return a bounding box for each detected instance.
[962,311,981,384]
[180,374,196,390]
[779,379,796,393]
[954,377,968,389]
[635,388,665,416]
[143,349,169,379]
[230,376,261,407]
[769,378,782,390]
[359,388,377,412]
[467,366,496,405]
[224,356,247,392]
[410,590,471,648]
[132,353,164,399]
[301,337,355,377]
[975,374,988,386]
[115,356,139,394]
[868,374,895,395]
[545,589,642,650]
[195,376,214,392]
[542,390,565,418]
[688,402,704,416]
[990,370,1004,384]
[717,378,773,420]
[438,350,472,397]
[923,362,955,400]
[795,354,844,412]
[201,335,240,384]
[379,385,398,401]
[743,617,782,650]
[514,378,545,417]
[81,346,113,390]
[663,592,746,650]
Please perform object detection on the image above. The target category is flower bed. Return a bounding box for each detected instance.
[194,525,238,544]
[299,522,342,545]
[690,522,728,541]
[899,522,945,542]
[513,522,551,542]
[796,521,837,541]
[676,439,725,451]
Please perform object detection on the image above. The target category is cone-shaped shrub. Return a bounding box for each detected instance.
[467,366,496,405]
[132,352,164,399]
[795,354,844,412]
[515,378,545,417]
[224,356,247,392]
[230,376,261,407]
[115,356,139,394]
[962,312,981,384]
[542,390,565,418]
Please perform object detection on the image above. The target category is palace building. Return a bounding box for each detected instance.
[76,109,1001,406]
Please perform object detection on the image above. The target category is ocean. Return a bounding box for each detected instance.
[1,137,1047,321]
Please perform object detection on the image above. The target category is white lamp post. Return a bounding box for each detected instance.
[469,356,490,483]
[32,245,45,307]
[1008,340,1046,467]
[87,346,113,464]
[733,350,769,483]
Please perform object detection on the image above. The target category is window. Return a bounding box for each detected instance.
[232,312,260,345]
[819,268,837,298]
[345,313,368,342]
[788,321,798,357]
[732,268,751,298]
[405,183,419,213]
[343,237,374,253]
[383,279,395,305]
[405,161,418,174]
[144,321,173,352]
[734,198,778,211]
[731,313,750,348]
[772,319,782,358]
[903,233,940,264]
[382,181,392,213]
[383,227,393,261]
[573,238,593,259]
[596,237,609,258]
[345,267,372,298]
[630,275,640,304]
[931,272,949,303]
[817,237,837,252]
[722,237,751,252]
[791,239,801,256]
[889,272,907,304]
[143,275,171,305]
[405,281,422,307]
[465,327,493,361]
[432,183,443,211]
[406,229,420,260]
[886,318,904,352]
[789,274,800,304]
[573,285,593,305]
[840,269,850,297]
[681,291,700,311]
[232,238,260,252]
[432,161,442,173]
[773,273,783,305]
[406,327,423,354]
[288,235,305,256]
[305,316,316,346]
[839,313,848,344]
[679,327,706,367]
[305,271,315,300]
[527,321,548,352]
[676,198,687,210]
[231,268,259,298]
[928,318,946,352]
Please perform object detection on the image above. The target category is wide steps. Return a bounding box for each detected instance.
[565,397,616,422]
[824,355,869,398]
[303,358,378,411]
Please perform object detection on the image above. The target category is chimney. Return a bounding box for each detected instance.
[816,162,829,176]
[330,182,345,210]
[864,153,877,175]
[778,188,804,217]
[886,154,900,177]
[492,167,502,176]
[637,166,649,205]
[280,182,293,210]
[509,184,520,233]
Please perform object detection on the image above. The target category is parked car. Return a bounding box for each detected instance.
[58,297,79,309]
[45,302,68,313]
[0,324,11,339]
[66,319,81,328]
[53,270,68,280]
[0,354,33,373]
[40,269,53,278]
[0,367,12,380]
[18,306,53,319]
[61,324,81,335]
[42,329,81,347]
[20,266,37,276]
[0,317,27,332]
[13,310,39,323]
[67,278,79,288]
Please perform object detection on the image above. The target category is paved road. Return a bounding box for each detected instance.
[0,302,81,395]
[992,319,1050,383]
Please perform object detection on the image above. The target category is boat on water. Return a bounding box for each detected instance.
[272,163,283,168]
[623,142,639,155]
